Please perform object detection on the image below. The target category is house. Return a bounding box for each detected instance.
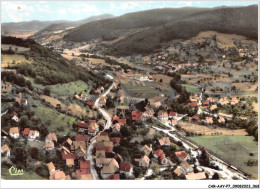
[140,145,152,156]
[173,167,184,177]
[96,158,119,179]
[80,93,87,101]
[22,128,30,136]
[75,135,89,142]
[96,146,113,153]
[1,144,10,158]
[187,102,198,107]
[77,160,90,175]
[47,162,55,172]
[202,101,209,106]
[161,157,173,166]
[171,119,178,125]
[98,96,106,107]
[86,99,94,107]
[96,135,110,142]
[110,137,120,146]
[192,115,199,121]
[1,81,12,93]
[74,94,80,100]
[154,149,165,160]
[105,174,120,180]
[71,141,87,152]
[45,133,57,143]
[28,130,40,141]
[20,99,28,106]
[44,142,55,151]
[175,151,191,162]
[11,112,19,122]
[132,111,142,121]
[9,127,19,139]
[153,101,162,108]
[49,170,66,180]
[60,146,70,154]
[62,154,77,167]
[144,108,155,117]
[205,117,213,125]
[179,161,193,174]
[158,110,168,122]
[218,97,230,105]
[135,155,150,168]
[210,104,217,111]
[119,162,133,178]
[169,112,177,119]
[96,150,106,158]
[111,123,121,133]
[88,128,97,136]
[117,119,126,125]
[185,172,207,180]
[158,137,171,146]
[76,122,89,133]
[218,116,225,124]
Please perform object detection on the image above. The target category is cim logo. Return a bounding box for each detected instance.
[9,166,24,176]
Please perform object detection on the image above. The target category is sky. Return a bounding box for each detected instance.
[1,1,258,23]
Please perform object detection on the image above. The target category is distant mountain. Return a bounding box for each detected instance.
[64,5,258,55]
[1,20,67,34]
[1,14,114,35]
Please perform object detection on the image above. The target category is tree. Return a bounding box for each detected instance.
[43,87,51,96]
[29,147,40,160]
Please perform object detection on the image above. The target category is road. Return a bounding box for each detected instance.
[86,82,114,180]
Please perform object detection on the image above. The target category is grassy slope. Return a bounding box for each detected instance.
[181,84,201,94]
[189,135,258,178]
[1,168,45,180]
[29,97,78,136]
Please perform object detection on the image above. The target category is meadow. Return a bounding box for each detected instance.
[188,135,258,179]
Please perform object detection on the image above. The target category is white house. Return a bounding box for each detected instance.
[28,130,40,141]
[9,127,19,139]
[11,112,19,122]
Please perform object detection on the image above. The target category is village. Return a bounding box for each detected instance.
[1,19,258,182]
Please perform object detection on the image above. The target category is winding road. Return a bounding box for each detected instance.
[86,82,114,180]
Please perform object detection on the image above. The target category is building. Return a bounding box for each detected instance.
[11,112,19,122]
[22,128,30,136]
[140,145,152,156]
[135,155,150,168]
[119,162,133,178]
[96,158,119,179]
[179,161,193,174]
[98,96,106,107]
[9,127,19,139]
[158,137,171,146]
[153,149,165,161]
[175,151,191,162]
[44,142,55,151]
[132,111,142,121]
[185,172,207,180]
[45,133,57,143]
[158,110,168,122]
[169,112,177,119]
[28,130,40,141]
[1,144,10,158]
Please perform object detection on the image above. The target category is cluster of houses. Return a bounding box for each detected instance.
[75,120,100,137]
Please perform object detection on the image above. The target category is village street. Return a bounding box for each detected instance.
[86,82,114,179]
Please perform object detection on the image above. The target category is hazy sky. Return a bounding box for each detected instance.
[1,1,258,23]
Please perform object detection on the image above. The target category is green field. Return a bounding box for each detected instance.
[1,168,45,180]
[29,98,78,136]
[189,135,258,178]
[25,77,91,97]
[1,54,31,68]
[181,84,201,94]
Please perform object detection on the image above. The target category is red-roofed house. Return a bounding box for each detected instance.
[22,128,30,136]
[118,119,126,125]
[86,99,94,107]
[88,128,97,136]
[75,135,89,142]
[158,110,168,122]
[119,162,133,178]
[132,111,142,121]
[169,112,177,119]
[62,154,77,160]
[192,115,199,121]
[153,149,165,161]
[187,102,198,107]
[100,132,108,136]
[105,174,120,180]
[175,151,191,162]
[96,146,113,153]
[112,116,120,121]
[202,101,209,106]
[110,137,120,146]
